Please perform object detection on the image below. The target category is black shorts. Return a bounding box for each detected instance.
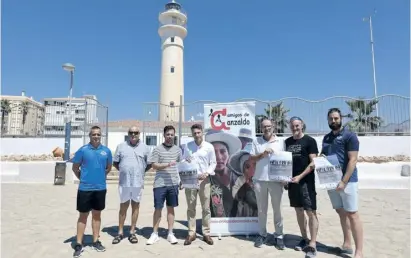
[77,190,107,213]
[288,181,317,211]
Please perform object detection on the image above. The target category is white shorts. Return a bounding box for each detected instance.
[118,186,143,204]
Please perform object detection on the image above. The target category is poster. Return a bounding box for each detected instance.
[203,101,259,236]
[313,154,343,190]
[268,151,293,182]
[177,161,199,189]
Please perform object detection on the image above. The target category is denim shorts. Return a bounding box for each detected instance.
[153,185,179,209]
[327,182,358,212]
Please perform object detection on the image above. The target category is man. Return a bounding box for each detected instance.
[321,108,364,258]
[71,126,113,257]
[250,118,286,250]
[183,124,216,245]
[146,125,182,245]
[285,117,319,257]
[111,126,150,245]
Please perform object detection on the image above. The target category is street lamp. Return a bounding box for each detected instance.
[363,10,379,119]
[62,63,75,161]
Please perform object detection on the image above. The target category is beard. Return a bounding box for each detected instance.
[329,122,342,131]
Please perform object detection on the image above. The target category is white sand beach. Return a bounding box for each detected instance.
[1,184,410,258]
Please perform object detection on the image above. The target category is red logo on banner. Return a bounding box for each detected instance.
[209,108,230,130]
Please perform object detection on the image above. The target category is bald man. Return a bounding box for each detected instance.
[112,126,151,244]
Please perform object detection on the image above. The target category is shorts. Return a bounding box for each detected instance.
[153,185,179,209]
[119,186,143,203]
[288,181,317,211]
[327,182,358,212]
[77,190,107,213]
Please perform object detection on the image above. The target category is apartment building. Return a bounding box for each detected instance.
[43,95,99,136]
[1,91,45,136]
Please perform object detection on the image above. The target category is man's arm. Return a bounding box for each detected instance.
[148,147,175,171]
[71,148,83,180]
[341,134,359,183]
[298,138,320,179]
[205,146,217,176]
[106,149,113,175]
[249,140,268,161]
[112,145,121,171]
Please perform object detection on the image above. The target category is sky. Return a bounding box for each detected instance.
[2,0,410,123]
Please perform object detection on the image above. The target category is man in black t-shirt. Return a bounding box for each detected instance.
[285,117,319,257]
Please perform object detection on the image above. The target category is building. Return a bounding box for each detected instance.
[43,95,98,137]
[158,0,187,122]
[1,91,45,136]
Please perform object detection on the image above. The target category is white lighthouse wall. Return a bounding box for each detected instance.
[159,37,185,122]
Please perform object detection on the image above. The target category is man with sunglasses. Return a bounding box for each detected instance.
[111,126,151,245]
[72,126,113,257]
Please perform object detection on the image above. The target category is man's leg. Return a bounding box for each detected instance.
[268,182,285,249]
[74,190,92,257]
[254,181,269,247]
[302,182,319,249]
[90,190,107,252]
[184,187,198,245]
[199,178,213,245]
[147,187,166,245]
[295,208,309,239]
[328,189,353,252]
[117,201,130,236]
[165,185,179,244]
[130,188,142,235]
[342,183,363,258]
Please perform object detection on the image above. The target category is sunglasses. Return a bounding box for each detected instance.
[129,131,140,135]
[91,133,101,136]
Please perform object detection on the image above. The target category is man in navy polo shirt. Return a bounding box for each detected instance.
[71,126,113,257]
[321,108,363,258]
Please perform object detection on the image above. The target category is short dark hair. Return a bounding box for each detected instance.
[190,123,203,131]
[90,125,101,131]
[163,125,175,134]
[327,108,342,118]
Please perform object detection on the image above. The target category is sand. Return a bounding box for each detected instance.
[1,184,410,258]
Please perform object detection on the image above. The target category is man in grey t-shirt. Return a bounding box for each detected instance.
[146,125,182,245]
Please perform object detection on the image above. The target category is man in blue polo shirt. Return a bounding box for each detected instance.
[321,108,363,258]
[71,126,113,257]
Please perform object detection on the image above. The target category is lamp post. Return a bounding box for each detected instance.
[62,63,75,161]
[363,11,379,118]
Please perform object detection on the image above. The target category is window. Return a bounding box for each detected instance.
[171,37,174,42]
[145,136,157,146]
[170,66,175,73]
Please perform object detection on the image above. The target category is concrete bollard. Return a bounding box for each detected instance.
[400,164,410,177]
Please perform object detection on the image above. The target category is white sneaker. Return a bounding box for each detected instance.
[167,233,178,244]
[146,233,160,245]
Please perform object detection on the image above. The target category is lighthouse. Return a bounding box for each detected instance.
[158,0,187,122]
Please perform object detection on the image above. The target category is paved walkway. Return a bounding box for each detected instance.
[1,184,410,258]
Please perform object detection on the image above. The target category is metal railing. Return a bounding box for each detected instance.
[142,94,410,139]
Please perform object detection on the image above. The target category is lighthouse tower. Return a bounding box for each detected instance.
[158,0,187,122]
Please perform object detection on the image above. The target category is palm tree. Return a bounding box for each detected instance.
[344,98,383,135]
[256,102,290,136]
[1,99,11,135]
[21,101,30,133]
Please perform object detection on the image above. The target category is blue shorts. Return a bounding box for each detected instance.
[327,182,358,212]
[153,185,179,209]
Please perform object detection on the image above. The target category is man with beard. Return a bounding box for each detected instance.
[250,118,286,250]
[111,126,151,245]
[183,124,216,245]
[321,108,363,258]
[71,126,113,257]
[147,125,182,245]
[285,117,319,257]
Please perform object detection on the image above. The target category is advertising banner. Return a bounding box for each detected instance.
[203,101,259,236]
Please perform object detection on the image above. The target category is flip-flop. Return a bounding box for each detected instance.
[330,246,353,255]
[128,233,138,244]
[112,234,124,244]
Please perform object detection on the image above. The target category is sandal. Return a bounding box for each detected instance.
[112,234,124,244]
[128,233,138,244]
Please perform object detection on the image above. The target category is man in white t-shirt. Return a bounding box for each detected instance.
[183,124,217,246]
[250,118,286,250]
